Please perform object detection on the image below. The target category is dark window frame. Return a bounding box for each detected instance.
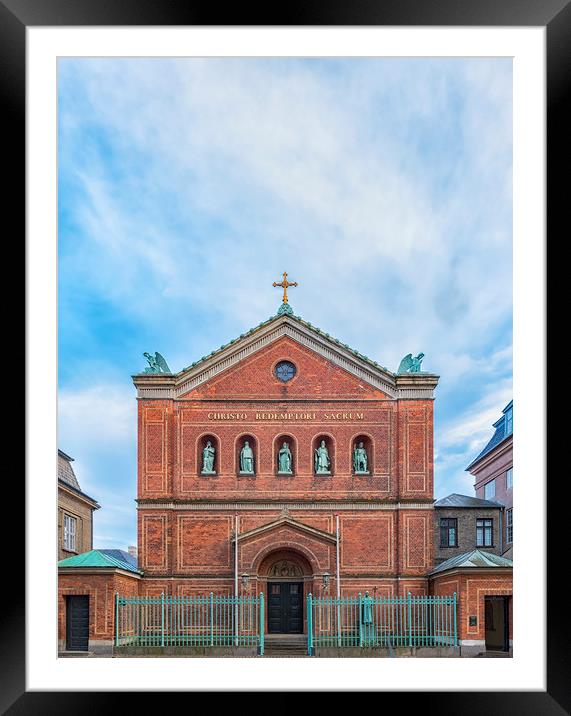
[476,518,494,547]
[439,517,458,548]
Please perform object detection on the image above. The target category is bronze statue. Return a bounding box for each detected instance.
[315,440,331,474]
[397,353,425,374]
[240,441,254,474]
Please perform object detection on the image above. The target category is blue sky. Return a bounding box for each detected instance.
[57,58,513,551]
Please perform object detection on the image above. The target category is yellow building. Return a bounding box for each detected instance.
[58,450,100,561]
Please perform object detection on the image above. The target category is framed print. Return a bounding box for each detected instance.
[6,0,566,710]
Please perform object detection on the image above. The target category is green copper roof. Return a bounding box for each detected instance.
[429,549,513,576]
[178,303,393,375]
[58,549,142,574]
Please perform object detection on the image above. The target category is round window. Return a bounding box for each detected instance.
[275,361,296,382]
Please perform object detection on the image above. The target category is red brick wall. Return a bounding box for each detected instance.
[137,504,434,586]
[430,570,513,642]
[58,571,139,643]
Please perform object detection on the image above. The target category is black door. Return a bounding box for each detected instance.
[484,596,509,651]
[267,582,303,633]
[66,595,89,651]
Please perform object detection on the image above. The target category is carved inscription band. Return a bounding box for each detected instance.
[207,411,365,421]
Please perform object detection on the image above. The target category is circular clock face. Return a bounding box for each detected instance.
[275,361,296,382]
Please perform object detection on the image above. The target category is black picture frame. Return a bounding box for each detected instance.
[7,0,565,710]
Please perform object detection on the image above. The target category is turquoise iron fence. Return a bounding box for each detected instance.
[115,593,265,654]
[307,592,457,654]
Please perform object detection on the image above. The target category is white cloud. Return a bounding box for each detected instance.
[58,383,136,449]
[58,58,512,355]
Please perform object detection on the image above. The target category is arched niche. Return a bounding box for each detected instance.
[274,434,296,476]
[312,434,335,476]
[352,434,373,475]
[257,548,314,578]
[197,433,219,476]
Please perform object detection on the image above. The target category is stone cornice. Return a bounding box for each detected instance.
[58,567,142,579]
[232,515,337,544]
[132,315,439,400]
[58,481,101,510]
[428,567,512,579]
[136,501,434,511]
[467,435,513,476]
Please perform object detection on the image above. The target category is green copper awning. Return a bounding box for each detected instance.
[58,549,142,574]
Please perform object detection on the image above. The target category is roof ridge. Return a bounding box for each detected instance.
[172,308,393,377]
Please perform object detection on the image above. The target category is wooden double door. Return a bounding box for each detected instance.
[267,582,303,634]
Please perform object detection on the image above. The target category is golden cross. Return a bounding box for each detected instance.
[273,271,298,304]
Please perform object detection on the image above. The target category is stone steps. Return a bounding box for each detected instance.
[263,638,309,657]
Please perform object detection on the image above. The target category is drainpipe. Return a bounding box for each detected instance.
[336,515,341,647]
[235,515,239,646]
[499,508,504,555]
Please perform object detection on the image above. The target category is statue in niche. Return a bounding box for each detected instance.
[314,440,331,474]
[278,442,293,474]
[239,440,255,474]
[201,440,216,474]
[353,441,369,474]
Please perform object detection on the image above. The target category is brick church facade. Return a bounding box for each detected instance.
[133,303,438,628]
[58,297,512,655]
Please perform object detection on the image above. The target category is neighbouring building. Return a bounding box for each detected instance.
[466,401,513,559]
[58,450,100,561]
[434,493,505,565]
[429,549,512,655]
[58,550,141,654]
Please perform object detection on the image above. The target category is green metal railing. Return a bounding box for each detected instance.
[307,592,457,654]
[115,592,265,654]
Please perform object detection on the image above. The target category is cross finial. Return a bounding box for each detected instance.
[272,271,298,304]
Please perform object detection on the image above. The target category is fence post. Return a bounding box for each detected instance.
[408,593,412,648]
[453,592,458,647]
[358,593,363,648]
[337,595,341,648]
[307,593,313,656]
[161,592,165,647]
[259,592,264,656]
[210,592,214,647]
[115,592,119,648]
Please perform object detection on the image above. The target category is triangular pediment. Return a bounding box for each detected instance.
[132,311,439,400]
[232,515,337,545]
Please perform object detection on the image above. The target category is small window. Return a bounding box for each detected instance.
[506,509,513,543]
[505,408,513,436]
[275,361,296,382]
[484,480,496,500]
[506,467,513,490]
[476,518,493,547]
[64,514,77,552]
[440,518,458,548]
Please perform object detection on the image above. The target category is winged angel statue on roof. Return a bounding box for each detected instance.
[143,352,172,374]
[397,353,425,374]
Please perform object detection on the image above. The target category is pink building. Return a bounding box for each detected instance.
[465,401,513,559]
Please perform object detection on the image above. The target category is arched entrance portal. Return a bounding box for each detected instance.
[258,550,314,634]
